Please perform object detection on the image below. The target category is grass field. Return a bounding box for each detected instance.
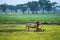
[0,13,60,22]
[0,13,60,40]
[0,24,60,40]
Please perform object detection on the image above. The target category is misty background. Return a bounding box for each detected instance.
[0,0,60,5]
[0,0,60,14]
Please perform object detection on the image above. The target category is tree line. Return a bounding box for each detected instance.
[0,0,60,14]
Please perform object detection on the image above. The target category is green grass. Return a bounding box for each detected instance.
[0,24,60,40]
[0,13,60,40]
[0,13,60,22]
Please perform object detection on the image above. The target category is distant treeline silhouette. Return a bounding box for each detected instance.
[0,0,60,14]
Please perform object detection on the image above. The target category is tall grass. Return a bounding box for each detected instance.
[0,24,60,40]
[0,13,60,22]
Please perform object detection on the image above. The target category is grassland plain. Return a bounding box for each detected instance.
[0,13,60,40]
[0,24,60,40]
[0,13,60,23]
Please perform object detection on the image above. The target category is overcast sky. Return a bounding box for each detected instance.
[0,0,60,5]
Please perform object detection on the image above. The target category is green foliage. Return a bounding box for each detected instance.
[0,0,58,14]
[27,1,39,14]
[0,4,7,13]
[17,4,27,14]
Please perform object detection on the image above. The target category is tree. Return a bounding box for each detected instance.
[13,6,18,12]
[38,0,51,14]
[17,4,27,14]
[27,1,39,14]
[0,4,7,14]
[38,0,46,14]
[7,5,18,13]
[45,1,52,14]
[52,2,57,14]
[0,5,1,12]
